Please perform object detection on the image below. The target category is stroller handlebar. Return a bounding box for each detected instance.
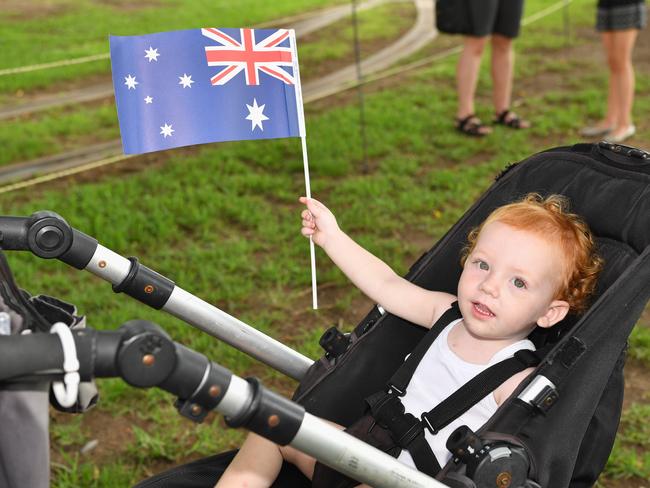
[0,322,447,488]
[0,210,313,380]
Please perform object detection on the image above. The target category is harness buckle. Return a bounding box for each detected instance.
[421,412,438,435]
[387,383,405,396]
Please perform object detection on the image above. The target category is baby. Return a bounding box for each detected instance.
[216,193,602,487]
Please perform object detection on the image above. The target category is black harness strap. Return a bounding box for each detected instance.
[367,302,542,477]
[388,302,462,395]
[366,391,441,477]
[421,349,540,434]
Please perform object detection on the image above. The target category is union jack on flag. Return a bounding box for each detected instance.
[202,28,295,86]
[110,27,304,155]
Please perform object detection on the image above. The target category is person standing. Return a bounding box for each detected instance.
[581,0,646,143]
[454,0,530,137]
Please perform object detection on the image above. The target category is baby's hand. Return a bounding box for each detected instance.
[299,196,339,247]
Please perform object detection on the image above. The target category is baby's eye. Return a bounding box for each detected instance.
[475,260,489,271]
[512,278,527,289]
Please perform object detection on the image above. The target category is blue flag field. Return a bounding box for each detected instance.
[110,27,303,155]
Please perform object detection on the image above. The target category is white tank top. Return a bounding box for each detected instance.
[396,318,535,469]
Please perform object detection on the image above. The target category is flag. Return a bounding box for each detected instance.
[109,28,304,155]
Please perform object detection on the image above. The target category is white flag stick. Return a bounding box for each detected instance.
[290,30,318,309]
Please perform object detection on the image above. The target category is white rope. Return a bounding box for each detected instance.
[50,322,80,408]
[522,0,573,26]
[0,53,110,77]
[0,153,131,195]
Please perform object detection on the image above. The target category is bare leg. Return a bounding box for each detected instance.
[216,424,372,488]
[490,34,514,115]
[606,29,638,139]
[600,32,618,130]
[491,34,529,128]
[456,36,491,134]
[216,433,284,488]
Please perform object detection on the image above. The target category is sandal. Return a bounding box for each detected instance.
[494,109,530,129]
[455,114,492,137]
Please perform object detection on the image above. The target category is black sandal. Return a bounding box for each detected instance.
[494,109,530,129]
[455,114,491,137]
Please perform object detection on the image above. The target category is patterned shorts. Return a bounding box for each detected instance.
[597,2,647,31]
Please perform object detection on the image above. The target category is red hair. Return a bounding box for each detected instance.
[461,194,603,313]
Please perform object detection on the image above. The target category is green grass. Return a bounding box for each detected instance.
[0,0,648,486]
[603,403,650,480]
[630,326,650,366]
[0,103,120,166]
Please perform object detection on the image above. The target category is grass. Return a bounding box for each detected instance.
[602,404,650,480]
[0,0,648,486]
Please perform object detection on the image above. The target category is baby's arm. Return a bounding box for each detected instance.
[493,367,535,405]
[300,197,455,327]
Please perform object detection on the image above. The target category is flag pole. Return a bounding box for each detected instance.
[290,29,318,309]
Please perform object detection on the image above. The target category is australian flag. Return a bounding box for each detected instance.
[110,28,303,155]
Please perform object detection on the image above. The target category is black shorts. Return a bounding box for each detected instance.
[467,0,525,38]
[597,0,647,31]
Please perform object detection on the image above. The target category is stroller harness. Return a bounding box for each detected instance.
[312,302,541,486]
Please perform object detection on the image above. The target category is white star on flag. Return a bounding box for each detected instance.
[178,73,194,88]
[124,74,138,90]
[144,96,153,104]
[144,46,160,62]
[160,123,174,138]
[245,98,269,131]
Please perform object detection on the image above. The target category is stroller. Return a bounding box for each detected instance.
[135,141,650,487]
[1,141,649,488]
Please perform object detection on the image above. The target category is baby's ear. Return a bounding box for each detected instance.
[537,300,570,328]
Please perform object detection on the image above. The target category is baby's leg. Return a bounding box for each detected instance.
[281,446,372,488]
[215,433,284,488]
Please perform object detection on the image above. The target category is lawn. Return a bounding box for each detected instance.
[0,0,648,486]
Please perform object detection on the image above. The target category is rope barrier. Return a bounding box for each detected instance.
[0,53,110,77]
[0,154,131,195]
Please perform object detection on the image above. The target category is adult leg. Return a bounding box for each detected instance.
[490,33,513,115]
[491,34,529,128]
[599,32,619,130]
[456,36,491,135]
[605,29,639,140]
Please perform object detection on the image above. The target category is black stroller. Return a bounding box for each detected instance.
[0,141,648,488]
[134,141,650,488]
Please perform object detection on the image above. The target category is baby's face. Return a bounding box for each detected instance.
[457,221,566,343]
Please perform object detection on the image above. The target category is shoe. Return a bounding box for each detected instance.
[603,125,636,143]
[580,125,612,137]
[455,114,492,137]
[493,109,530,129]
